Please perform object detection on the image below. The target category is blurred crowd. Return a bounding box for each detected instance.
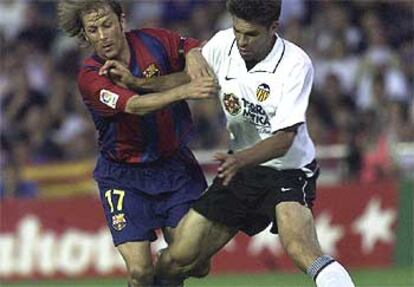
[1,0,413,197]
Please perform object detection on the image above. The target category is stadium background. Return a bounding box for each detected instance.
[0,0,413,286]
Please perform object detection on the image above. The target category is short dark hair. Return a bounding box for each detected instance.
[58,0,123,43]
[226,0,281,27]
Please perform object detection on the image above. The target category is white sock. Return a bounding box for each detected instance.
[307,255,355,287]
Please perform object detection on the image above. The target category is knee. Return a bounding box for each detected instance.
[157,248,200,278]
[128,265,154,286]
[167,247,200,268]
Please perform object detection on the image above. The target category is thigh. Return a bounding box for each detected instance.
[117,241,153,272]
[170,209,237,263]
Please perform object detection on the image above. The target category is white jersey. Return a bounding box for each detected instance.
[202,28,316,171]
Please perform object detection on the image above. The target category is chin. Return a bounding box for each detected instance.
[100,50,118,60]
[105,52,117,60]
[241,54,253,61]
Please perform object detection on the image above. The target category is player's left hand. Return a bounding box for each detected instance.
[99,60,134,89]
[214,152,246,186]
[186,48,215,80]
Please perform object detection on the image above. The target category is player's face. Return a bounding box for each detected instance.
[232,16,278,62]
[82,6,126,60]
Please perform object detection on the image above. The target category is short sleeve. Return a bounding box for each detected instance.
[78,66,137,117]
[270,60,314,132]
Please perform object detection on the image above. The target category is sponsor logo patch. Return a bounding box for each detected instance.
[256,83,271,102]
[223,93,242,116]
[112,213,127,231]
[143,63,161,79]
[241,98,271,128]
[99,89,119,109]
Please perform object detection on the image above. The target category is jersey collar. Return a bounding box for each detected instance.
[226,34,286,77]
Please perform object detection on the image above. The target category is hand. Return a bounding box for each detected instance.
[214,152,246,186]
[185,48,215,80]
[99,60,134,89]
[184,76,220,100]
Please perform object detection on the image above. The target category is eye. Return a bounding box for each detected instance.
[87,27,97,34]
[103,21,112,28]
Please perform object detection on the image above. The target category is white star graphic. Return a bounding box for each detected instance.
[352,197,396,254]
[315,212,344,256]
[247,226,282,256]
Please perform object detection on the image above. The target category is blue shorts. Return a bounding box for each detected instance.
[93,147,207,246]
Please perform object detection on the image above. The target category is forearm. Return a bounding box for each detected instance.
[236,131,295,167]
[125,85,186,115]
[128,72,190,93]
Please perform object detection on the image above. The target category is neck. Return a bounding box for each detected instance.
[245,35,276,71]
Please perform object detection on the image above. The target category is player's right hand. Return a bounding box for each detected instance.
[99,60,133,89]
[184,76,220,100]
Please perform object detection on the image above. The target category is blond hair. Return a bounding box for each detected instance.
[58,0,123,43]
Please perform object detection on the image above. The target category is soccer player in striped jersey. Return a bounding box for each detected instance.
[58,1,218,286]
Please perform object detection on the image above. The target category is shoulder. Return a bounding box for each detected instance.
[202,28,235,64]
[130,27,179,40]
[280,38,313,72]
[206,28,235,51]
[79,56,103,73]
[78,56,101,82]
[77,56,102,93]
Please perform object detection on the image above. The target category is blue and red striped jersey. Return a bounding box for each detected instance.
[78,28,200,163]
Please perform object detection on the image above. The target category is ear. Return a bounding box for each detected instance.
[270,21,279,34]
[82,29,91,43]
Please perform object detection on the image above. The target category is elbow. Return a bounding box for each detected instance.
[280,145,291,157]
[125,96,149,116]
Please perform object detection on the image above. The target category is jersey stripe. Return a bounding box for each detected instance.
[138,31,179,154]
[136,31,171,73]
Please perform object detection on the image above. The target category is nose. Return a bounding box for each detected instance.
[98,28,107,41]
[238,35,248,48]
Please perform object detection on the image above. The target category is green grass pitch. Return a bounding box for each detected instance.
[2,267,413,287]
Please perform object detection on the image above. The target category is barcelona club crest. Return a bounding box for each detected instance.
[223,93,242,116]
[256,83,270,102]
[112,213,127,231]
[143,63,161,78]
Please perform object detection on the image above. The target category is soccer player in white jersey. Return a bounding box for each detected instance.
[156,1,356,287]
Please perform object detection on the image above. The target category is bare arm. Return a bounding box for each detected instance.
[215,127,298,186]
[125,77,219,116]
[185,47,215,79]
[127,72,190,92]
[234,129,295,166]
[99,60,191,92]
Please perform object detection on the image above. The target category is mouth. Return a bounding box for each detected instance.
[239,48,251,57]
[102,43,113,52]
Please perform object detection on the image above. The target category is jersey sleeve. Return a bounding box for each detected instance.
[270,60,314,133]
[78,66,137,117]
[202,31,226,76]
[141,28,201,72]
